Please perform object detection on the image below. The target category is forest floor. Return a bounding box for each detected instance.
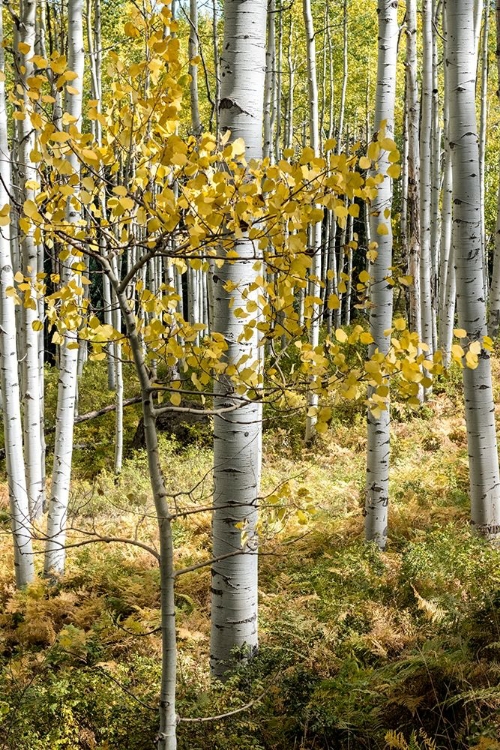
[0,363,500,749]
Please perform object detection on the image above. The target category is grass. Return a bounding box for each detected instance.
[0,362,499,748]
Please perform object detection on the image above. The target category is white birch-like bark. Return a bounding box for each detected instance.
[263,0,275,161]
[365,0,398,550]
[212,0,220,136]
[420,0,434,359]
[274,2,283,159]
[438,2,455,364]
[478,1,489,299]
[44,0,84,574]
[438,144,455,366]
[189,0,201,135]
[285,17,294,150]
[0,2,34,587]
[18,0,44,522]
[303,0,322,443]
[488,0,500,336]
[446,0,500,538]
[405,0,421,338]
[430,0,441,353]
[210,0,266,678]
[337,0,348,151]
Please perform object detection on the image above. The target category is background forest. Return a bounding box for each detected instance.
[0,0,500,749]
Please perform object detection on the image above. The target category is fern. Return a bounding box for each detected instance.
[385,729,437,750]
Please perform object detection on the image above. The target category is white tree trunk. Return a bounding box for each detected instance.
[430,0,441,353]
[478,1,489,299]
[446,0,500,538]
[419,0,434,359]
[263,0,276,161]
[18,0,44,522]
[189,0,201,135]
[365,0,398,550]
[303,0,322,443]
[337,0,348,151]
[439,2,455,365]
[210,0,266,678]
[0,3,34,587]
[44,0,85,574]
[405,0,421,339]
[488,0,500,336]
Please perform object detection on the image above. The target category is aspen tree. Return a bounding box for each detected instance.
[337,0,348,151]
[44,0,85,574]
[303,0,322,443]
[489,0,500,336]
[210,0,267,678]
[0,0,34,587]
[446,0,500,538]
[189,0,201,135]
[478,1,489,299]
[17,0,45,522]
[274,1,283,159]
[364,0,398,550]
[438,0,455,365]
[212,0,220,135]
[420,0,434,360]
[263,0,276,162]
[430,0,441,352]
[405,0,421,339]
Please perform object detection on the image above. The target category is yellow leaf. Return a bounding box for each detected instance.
[231,138,246,157]
[50,131,71,143]
[380,137,397,151]
[387,164,401,179]
[170,391,182,406]
[454,328,467,338]
[327,294,340,310]
[359,156,371,170]
[465,351,479,369]
[32,320,43,331]
[360,332,374,345]
[377,223,389,236]
[335,328,348,343]
[18,42,31,55]
[469,340,482,355]
[124,22,141,38]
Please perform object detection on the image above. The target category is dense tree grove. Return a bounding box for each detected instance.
[0,0,500,748]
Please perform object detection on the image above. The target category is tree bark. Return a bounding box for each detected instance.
[0,1,34,587]
[210,0,266,678]
[420,0,435,360]
[44,0,85,574]
[364,0,398,550]
[446,0,500,539]
[303,0,322,443]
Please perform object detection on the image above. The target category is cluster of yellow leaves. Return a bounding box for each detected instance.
[8,3,480,425]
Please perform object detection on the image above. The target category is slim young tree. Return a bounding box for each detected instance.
[365,0,399,550]
[446,0,500,538]
[44,0,85,574]
[489,0,500,336]
[420,0,434,360]
[210,0,267,678]
[0,0,34,587]
[17,0,45,522]
[405,0,421,339]
[303,0,322,443]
